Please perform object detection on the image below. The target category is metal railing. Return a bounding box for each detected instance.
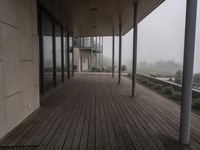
[136,73,200,98]
[74,37,102,52]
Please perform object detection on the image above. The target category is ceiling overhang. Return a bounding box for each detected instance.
[38,0,165,37]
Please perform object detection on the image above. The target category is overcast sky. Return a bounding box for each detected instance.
[103,0,200,73]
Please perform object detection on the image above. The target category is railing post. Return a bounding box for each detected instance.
[180,0,198,145]
[132,1,138,97]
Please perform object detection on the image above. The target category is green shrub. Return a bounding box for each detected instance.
[141,79,149,85]
[192,98,200,110]
[147,81,154,87]
[154,84,163,91]
[171,91,182,101]
[163,86,174,96]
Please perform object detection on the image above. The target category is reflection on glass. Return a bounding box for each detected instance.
[70,52,73,75]
[55,24,62,85]
[42,16,53,92]
[70,37,73,75]
[64,31,68,80]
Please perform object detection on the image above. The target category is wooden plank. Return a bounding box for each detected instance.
[1,74,200,150]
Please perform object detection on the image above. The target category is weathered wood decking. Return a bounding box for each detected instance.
[0,74,200,150]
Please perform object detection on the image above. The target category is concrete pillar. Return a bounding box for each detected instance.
[90,37,93,71]
[180,0,198,145]
[118,24,122,84]
[72,37,74,77]
[112,34,115,78]
[67,34,70,79]
[52,21,57,86]
[102,36,104,69]
[132,2,138,97]
[96,37,98,69]
[61,29,64,82]
[99,37,101,69]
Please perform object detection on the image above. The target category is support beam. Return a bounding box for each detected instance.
[72,37,74,77]
[180,0,198,145]
[67,34,70,79]
[38,10,44,94]
[112,34,115,78]
[61,28,64,82]
[118,23,122,84]
[99,37,101,69]
[96,37,98,69]
[90,37,93,71]
[132,2,138,97]
[102,36,104,69]
[52,21,57,87]
[80,53,83,72]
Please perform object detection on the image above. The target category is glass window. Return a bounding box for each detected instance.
[63,31,68,80]
[69,37,73,76]
[55,24,62,85]
[42,15,54,92]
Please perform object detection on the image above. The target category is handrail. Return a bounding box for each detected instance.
[136,73,200,98]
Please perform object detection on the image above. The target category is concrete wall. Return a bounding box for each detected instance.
[81,53,89,71]
[73,49,91,72]
[74,48,80,72]
[0,0,40,139]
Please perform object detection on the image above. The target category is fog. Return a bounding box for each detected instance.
[103,0,200,73]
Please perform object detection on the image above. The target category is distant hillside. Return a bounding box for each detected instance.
[137,60,182,76]
[103,58,182,76]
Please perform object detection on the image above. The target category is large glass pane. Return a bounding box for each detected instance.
[55,24,62,85]
[63,31,68,80]
[42,16,53,91]
[42,16,54,92]
[69,37,73,76]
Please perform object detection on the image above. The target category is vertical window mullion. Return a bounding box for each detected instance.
[67,34,70,79]
[38,9,45,94]
[61,28,64,82]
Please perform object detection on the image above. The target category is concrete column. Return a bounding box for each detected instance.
[118,24,122,84]
[180,0,198,145]
[112,34,115,78]
[102,36,104,69]
[61,29,64,82]
[132,2,138,97]
[52,21,57,87]
[96,37,98,69]
[72,37,74,77]
[38,10,44,94]
[90,37,93,71]
[99,37,101,69]
[67,34,70,79]
[80,53,83,72]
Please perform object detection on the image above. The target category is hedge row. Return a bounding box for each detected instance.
[138,78,200,110]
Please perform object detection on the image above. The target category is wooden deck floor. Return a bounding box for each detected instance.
[0,74,200,150]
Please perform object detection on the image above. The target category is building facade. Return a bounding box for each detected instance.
[74,37,103,72]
